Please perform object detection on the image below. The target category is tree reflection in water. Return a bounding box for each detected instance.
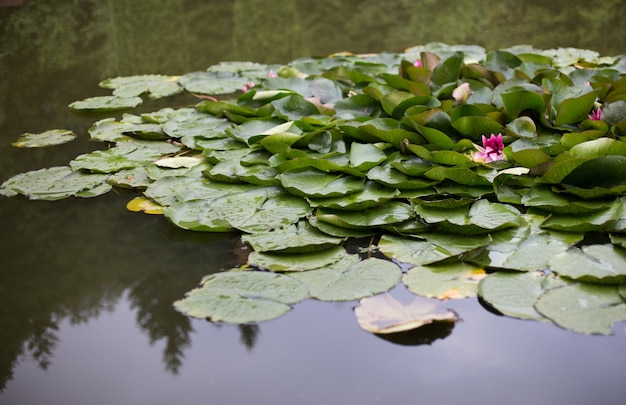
[1,0,625,395]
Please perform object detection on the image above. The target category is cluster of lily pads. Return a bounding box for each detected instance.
[3,43,626,336]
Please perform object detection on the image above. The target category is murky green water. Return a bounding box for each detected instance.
[1,1,626,404]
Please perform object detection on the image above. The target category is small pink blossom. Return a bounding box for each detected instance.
[268,70,278,78]
[241,81,255,93]
[588,108,602,121]
[473,133,506,163]
[452,82,472,104]
[413,60,423,68]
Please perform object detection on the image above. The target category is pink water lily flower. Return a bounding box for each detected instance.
[473,133,506,163]
[268,70,278,78]
[452,82,472,104]
[413,60,423,68]
[241,81,255,93]
[588,108,602,121]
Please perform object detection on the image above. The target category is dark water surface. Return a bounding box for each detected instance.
[1,1,626,404]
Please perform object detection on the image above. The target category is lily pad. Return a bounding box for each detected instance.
[315,201,414,228]
[288,256,402,301]
[198,187,312,233]
[99,74,182,99]
[279,168,365,198]
[241,220,345,253]
[0,166,110,200]
[548,244,626,284]
[534,282,626,335]
[354,293,459,334]
[378,233,491,266]
[12,129,76,147]
[174,270,309,323]
[478,271,569,321]
[126,196,163,215]
[68,95,143,111]
[403,262,487,299]
[248,245,349,272]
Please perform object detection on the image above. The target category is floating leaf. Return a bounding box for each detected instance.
[288,256,401,301]
[415,199,521,234]
[306,181,399,210]
[179,71,251,95]
[174,270,309,323]
[68,95,143,111]
[107,167,152,189]
[241,220,345,253]
[403,262,487,299]
[487,231,579,271]
[478,271,568,321]
[549,244,626,284]
[126,196,163,214]
[197,187,312,233]
[534,282,626,335]
[354,293,459,334]
[248,245,349,272]
[316,201,414,228]
[279,168,365,198]
[379,233,491,266]
[12,129,76,147]
[99,74,182,99]
[154,155,204,169]
[0,166,110,200]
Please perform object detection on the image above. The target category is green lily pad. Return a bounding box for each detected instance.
[478,271,569,321]
[403,262,487,299]
[415,199,521,234]
[241,220,345,253]
[174,270,309,323]
[107,167,152,189]
[288,256,401,301]
[248,245,349,272]
[549,244,626,284]
[307,216,379,238]
[99,74,182,99]
[70,142,170,173]
[179,71,251,95]
[0,166,110,200]
[12,129,76,147]
[534,282,626,335]
[378,233,491,266]
[198,187,312,233]
[316,201,414,229]
[279,168,365,198]
[68,95,143,111]
[163,200,233,232]
[306,181,399,210]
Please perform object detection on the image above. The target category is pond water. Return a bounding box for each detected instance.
[1,1,626,404]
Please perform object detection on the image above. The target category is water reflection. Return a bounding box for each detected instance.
[1,0,626,402]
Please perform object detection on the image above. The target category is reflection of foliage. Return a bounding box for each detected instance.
[1,0,626,391]
[238,324,260,351]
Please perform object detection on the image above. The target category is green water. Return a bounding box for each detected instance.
[1,1,625,404]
